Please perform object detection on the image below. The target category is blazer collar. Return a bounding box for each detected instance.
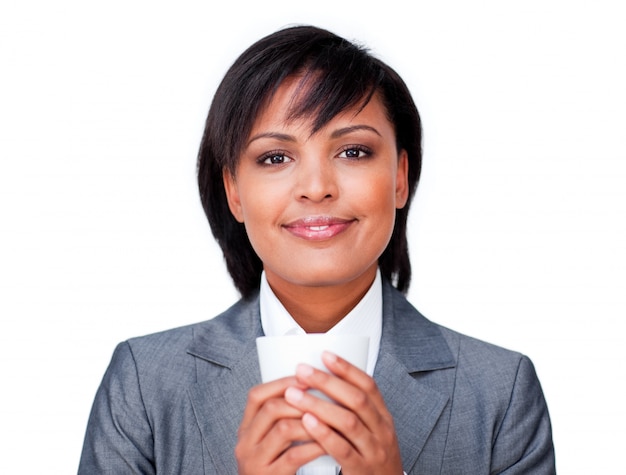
[379,281,455,372]
[187,296,264,367]
[376,281,456,471]
[187,281,455,371]
[186,297,263,473]
[187,280,457,473]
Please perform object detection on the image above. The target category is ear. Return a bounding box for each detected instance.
[223,169,245,223]
[395,149,410,209]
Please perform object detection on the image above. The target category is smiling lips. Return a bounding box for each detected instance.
[283,216,354,241]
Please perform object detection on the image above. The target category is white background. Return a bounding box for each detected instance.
[1,1,624,473]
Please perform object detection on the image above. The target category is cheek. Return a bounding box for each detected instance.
[235,178,286,249]
[349,173,397,214]
[236,177,275,222]
[355,174,399,251]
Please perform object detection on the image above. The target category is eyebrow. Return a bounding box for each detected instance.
[247,132,297,146]
[247,125,382,148]
[330,125,382,139]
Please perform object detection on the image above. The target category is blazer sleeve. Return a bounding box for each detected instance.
[491,355,556,474]
[78,342,156,474]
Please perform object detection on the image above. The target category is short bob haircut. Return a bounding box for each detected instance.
[197,25,422,299]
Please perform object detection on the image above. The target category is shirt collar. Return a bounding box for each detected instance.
[259,269,382,375]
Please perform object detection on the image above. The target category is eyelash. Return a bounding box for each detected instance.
[257,150,292,166]
[256,144,373,166]
[338,144,373,159]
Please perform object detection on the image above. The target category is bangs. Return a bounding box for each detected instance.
[198,25,422,297]
[283,55,385,135]
[217,28,388,173]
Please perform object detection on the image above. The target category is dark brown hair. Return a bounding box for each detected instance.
[197,25,422,298]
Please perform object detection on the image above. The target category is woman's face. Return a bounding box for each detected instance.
[224,77,409,293]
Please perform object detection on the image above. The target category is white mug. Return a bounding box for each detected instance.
[256,333,369,383]
[256,333,369,472]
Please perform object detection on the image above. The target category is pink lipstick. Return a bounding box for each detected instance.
[283,216,354,241]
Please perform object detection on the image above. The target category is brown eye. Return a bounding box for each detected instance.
[266,154,286,164]
[338,145,372,159]
[259,151,293,165]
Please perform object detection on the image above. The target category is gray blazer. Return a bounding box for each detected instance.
[79,281,555,474]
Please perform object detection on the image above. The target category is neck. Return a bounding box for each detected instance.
[265,265,377,333]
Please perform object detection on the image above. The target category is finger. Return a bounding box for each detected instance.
[294,361,385,432]
[258,418,316,456]
[237,382,313,472]
[239,377,308,452]
[300,406,402,475]
[285,385,371,451]
[300,412,360,466]
[322,352,387,409]
[247,397,306,444]
[239,376,302,432]
[238,435,325,475]
[246,414,328,472]
[275,440,327,473]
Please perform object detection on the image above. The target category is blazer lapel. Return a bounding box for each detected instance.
[186,297,264,473]
[376,282,457,472]
[184,283,457,473]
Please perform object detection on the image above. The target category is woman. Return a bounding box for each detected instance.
[79,25,555,474]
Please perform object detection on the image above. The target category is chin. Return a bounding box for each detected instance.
[276,263,377,289]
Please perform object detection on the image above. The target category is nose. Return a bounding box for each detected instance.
[295,155,338,203]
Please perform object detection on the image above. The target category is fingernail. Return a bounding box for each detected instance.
[285,386,304,403]
[302,412,318,429]
[322,351,337,364]
[296,363,314,378]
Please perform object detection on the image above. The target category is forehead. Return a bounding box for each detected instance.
[249,76,392,139]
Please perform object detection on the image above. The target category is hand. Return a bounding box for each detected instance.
[235,376,326,475]
[284,352,404,475]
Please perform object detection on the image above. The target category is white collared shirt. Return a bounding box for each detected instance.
[260,269,382,376]
[259,269,383,475]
